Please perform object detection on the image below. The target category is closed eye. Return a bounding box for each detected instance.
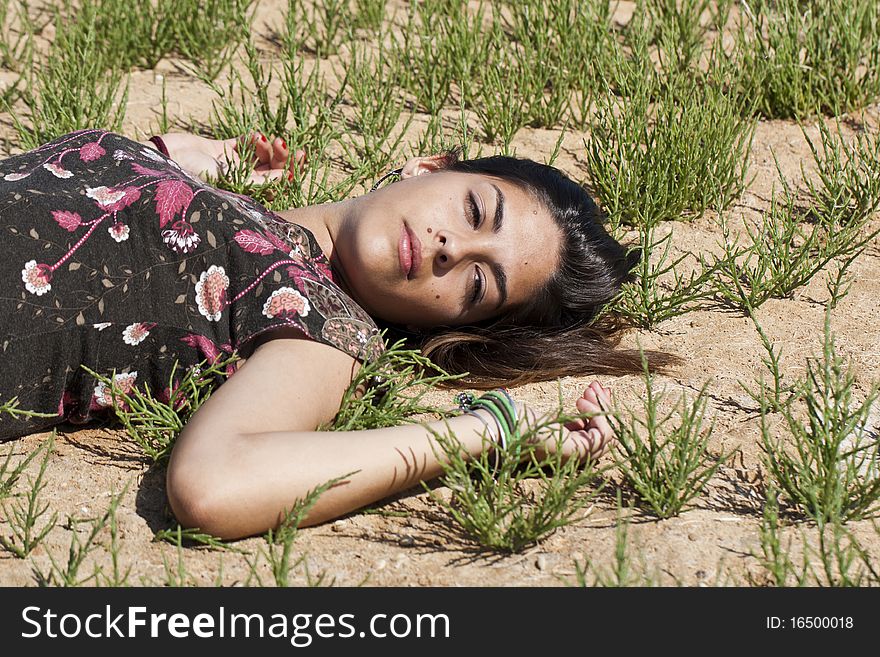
[467,192,482,229]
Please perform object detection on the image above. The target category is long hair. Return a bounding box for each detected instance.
[377,152,678,388]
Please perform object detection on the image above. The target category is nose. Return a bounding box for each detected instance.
[434,231,464,270]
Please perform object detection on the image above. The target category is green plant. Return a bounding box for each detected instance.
[647,0,734,75]
[739,309,799,411]
[0,395,58,422]
[245,475,350,587]
[81,355,240,464]
[611,224,721,328]
[0,434,57,557]
[810,518,880,587]
[10,4,129,149]
[752,490,880,587]
[752,490,807,586]
[0,440,44,500]
[569,495,659,586]
[153,525,241,552]
[707,192,877,312]
[353,0,387,32]
[609,352,730,518]
[0,0,35,104]
[325,336,466,432]
[427,390,602,553]
[173,0,255,81]
[584,72,754,228]
[32,488,126,586]
[733,0,880,119]
[96,484,132,586]
[293,0,355,57]
[758,306,880,523]
[339,42,413,180]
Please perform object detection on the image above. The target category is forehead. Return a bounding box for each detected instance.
[485,176,562,303]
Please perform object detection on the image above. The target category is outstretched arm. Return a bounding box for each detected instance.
[166,333,613,540]
[140,132,307,185]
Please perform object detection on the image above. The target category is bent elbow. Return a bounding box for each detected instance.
[165,439,238,539]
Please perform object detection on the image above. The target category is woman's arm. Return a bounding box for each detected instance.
[166,333,613,540]
[140,132,306,184]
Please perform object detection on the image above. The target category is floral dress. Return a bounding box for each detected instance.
[0,130,383,441]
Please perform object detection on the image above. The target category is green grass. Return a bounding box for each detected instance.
[753,490,880,587]
[323,336,465,432]
[10,3,129,149]
[0,434,56,557]
[708,122,880,313]
[31,487,127,587]
[427,389,603,553]
[759,306,880,523]
[244,475,350,587]
[609,352,730,518]
[0,440,44,500]
[568,496,659,587]
[733,0,880,119]
[81,355,240,464]
[611,224,723,329]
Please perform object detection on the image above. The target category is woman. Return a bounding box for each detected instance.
[0,129,644,539]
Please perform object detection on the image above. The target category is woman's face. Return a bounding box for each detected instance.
[331,158,563,328]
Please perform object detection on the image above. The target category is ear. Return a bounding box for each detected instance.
[400,154,449,179]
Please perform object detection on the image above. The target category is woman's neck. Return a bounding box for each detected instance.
[274,200,357,296]
[274,200,349,260]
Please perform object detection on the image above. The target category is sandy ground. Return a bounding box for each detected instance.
[0,0,878,586]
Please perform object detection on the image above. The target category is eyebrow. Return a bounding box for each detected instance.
[490,184,508,310]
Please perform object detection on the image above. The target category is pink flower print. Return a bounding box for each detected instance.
[113,149,132,161]
[155,180,193,228]
[92,371,138,408]
[43,162,73,179]
[52,210,82,232]
[162,220,200,254]
[86,186,126,208]
[103,186,141,213]
[108,222,130,242]
[21,260,52,296]
[93,322,112,331]
[79,142,105,162]
[195,265,229,321]
[262,287,311,319]
[3,172,29,181]
[122,322,154,346]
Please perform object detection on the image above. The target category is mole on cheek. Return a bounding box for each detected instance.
[427,227,432,233]
[435,294,440,299]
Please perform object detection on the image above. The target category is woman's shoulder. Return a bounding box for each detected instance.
[229,211,386,364]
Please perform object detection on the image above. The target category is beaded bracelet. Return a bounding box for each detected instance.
[455,389,519,465]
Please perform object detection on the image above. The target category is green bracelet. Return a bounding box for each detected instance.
[455,389,518,459]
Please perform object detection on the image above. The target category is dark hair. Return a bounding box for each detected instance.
[378,152,678,388]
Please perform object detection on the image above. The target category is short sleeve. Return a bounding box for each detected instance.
[218,193,386,364]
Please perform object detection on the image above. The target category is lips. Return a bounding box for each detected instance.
[398,223,422,279]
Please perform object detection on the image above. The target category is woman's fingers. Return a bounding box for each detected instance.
[575,396,614,443]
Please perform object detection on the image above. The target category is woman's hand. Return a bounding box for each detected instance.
[517,380,615,463]
[146,132,307,185]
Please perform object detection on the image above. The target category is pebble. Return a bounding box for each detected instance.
[398,535,415,547]
[392,554,407,569]
[374,559,387,571]
[331,520,345,533]
[536,555,548,571]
